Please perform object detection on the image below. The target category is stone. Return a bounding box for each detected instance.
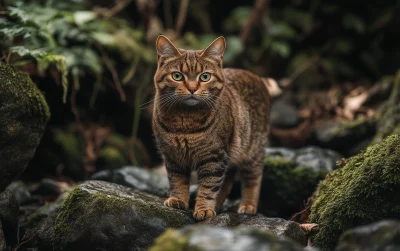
[0,190,19,247]
[309,134,400,251]
[0,64,50,192]
[270,98,299,129]
[90,166,170,197]
[20,193,68,250]
[0,222,5,251]
[52,180,194,250]
[311,119,375,155]
[335,220,400,251]
[260,146,341,218]
[202,213,307,245]
[150,225,305,251]
[6,181,32,205]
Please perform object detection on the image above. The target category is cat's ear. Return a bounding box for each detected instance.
[156,35,182,58]
[200,36,226,60]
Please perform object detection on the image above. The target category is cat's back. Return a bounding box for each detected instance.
[223,68,270,114]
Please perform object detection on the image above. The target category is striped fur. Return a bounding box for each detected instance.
[153,36,270,220]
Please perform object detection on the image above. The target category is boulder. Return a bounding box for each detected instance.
[0,64,50,191]
[90,166,170,197]
[202,213,307,245]
[335,220,400,251]
[20,193,68,250]
[0,190,19,247]
[270,97,300,129]
[150,225,305,251]
[260,146,341,217]
[52,180,194,251]
[6,181,32,205]
[309,134,400,251]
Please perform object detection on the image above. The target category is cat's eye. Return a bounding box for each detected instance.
[172,72,184,81]
[200,72,211,82]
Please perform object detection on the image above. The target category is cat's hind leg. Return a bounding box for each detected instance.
[215,167,236,213]
[237,156,263,215]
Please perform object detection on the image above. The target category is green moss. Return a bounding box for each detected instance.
[309,134,400,250]
[97,146,129,170]
[52,182,193,249]
[261,156,327,217]
[372,71,400,144]
[0,63,50,191]
[149,229,189,251]
[53,129,85,179]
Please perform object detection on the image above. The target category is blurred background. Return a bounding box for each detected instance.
[1,0,400,219]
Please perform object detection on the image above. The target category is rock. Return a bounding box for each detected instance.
[335,220,400,251]
[0,64,50,192]
[309,134,400,251]
[0,221,5,251]
[265,146,341,173]
[90,166,170,197]
[311,118,376,155]
[52,180,194,251]
[19,193,68,250]
[150,225,305,251]
[372,71,400,144]
[270,97,300,129]
[260,146,341,218]
[202,213,307,245]
[6,180,31,205]
[0,190,19,247]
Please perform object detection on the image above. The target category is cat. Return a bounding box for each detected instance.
[152,35,271,221]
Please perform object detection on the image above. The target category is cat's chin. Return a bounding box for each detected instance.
[182,97,200,106]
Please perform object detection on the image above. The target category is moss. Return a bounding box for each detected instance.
[53,129,85,179]
[0,63,50,191]
[372,71,400,144]
[261,156,327,217]
[309,134,400,251]
[149,229,189,251]
[52,181,193,250]
[97,146,129,170]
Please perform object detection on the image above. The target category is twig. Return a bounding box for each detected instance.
[6,49,12,63]
[175,0,189,38]
[98,45,126,102]
[240,0,270,44]
[98,0,132,19]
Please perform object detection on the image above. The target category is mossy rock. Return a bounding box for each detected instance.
[335,220,400,251]
[0,190,19,247]
[260,147,339,218]
[150,225,304,251]
[309,134,400,251]
[52,180,194,251]
[0,63,50,191]
[0,221,5,251]
[202,212,307,246]
[372,71,400,144]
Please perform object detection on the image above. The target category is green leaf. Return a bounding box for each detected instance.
[343,14,366,34]
[73,11,97,26]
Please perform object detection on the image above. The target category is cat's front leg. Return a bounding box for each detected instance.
[194,155,228,221]
[164,160,191,210]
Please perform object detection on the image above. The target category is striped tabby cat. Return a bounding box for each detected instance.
[153,35,271,220]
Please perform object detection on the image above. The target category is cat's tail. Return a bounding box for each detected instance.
[261,77,284,98]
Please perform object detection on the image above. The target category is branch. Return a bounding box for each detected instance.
[96,0,132,19]
[240,0,270,44]
[175,0,189,38]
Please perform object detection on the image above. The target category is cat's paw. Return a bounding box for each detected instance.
[164,197,189,209]
[238,204,257,215]
[193,209,216,221]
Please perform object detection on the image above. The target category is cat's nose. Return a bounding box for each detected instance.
[185,82,198,94]
[188,87,197,94]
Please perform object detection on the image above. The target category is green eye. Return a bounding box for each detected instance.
[172,72,184,81]
[200,72,211,82]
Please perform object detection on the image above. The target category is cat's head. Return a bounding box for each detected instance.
[154,35,226,108]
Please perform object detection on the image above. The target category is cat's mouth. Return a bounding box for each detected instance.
[182,96,200,106]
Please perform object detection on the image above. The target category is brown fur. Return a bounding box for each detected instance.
[152,35,270,220]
